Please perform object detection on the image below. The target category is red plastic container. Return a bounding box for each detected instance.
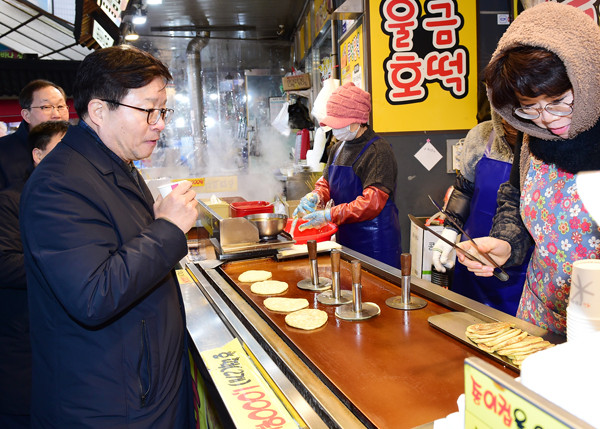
[230,201,274,217]
[285,218,338,244]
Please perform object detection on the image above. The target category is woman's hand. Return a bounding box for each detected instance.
[293,192,320,217]
[456,237,511,277]
[298,209,331,231]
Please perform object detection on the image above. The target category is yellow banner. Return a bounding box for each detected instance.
[200,338,298,429]
[175,269,194,285]
[180,176,238,194]
[369,0,478,132]
[299,23,306,59]
[314,0,329,36]
[340,23,365,88]
[306,9,313,51]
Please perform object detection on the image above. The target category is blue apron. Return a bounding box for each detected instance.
[329,136,402,268]
[452,132,531,315]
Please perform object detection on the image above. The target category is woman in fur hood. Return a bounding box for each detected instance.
[457,2,600,335]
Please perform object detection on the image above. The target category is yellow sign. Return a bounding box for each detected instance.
[183,176,238,194]
[369,0,478,132]
[464,361,572,428]
[299,23,306,59]
[200,338,298,429]
[305,9,313,51]
[314,0,329,36]
[340,23,364,88]
[175,269,194,285]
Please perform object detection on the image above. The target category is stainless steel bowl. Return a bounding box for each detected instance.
[245,213,288,238]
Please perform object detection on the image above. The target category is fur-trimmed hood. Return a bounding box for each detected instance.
[487,2,600,141]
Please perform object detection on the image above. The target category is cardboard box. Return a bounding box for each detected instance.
[409,216,446,281]
[287,200,300,218]
[282,73,311,91]
[200,199,229,219]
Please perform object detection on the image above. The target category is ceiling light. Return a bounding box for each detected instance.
[146,0,162,5]
[132,7,147,25]
[123,24,139,41]
[124,31,139,41]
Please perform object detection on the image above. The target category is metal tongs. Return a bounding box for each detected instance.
[425,195,510,282]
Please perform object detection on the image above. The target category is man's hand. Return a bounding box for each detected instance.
[456,237,511,277]
[432,229,458,272]
[154,180,198,233]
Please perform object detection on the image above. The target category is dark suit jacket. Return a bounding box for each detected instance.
[0,121,31,190]
[0,182,30,415]
[20,122,193,428]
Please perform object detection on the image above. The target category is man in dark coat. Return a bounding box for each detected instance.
[20,46,198,428]
[0,120,68,429]
[0,79,69,190]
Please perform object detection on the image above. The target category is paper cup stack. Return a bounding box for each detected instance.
[567,259,600,341]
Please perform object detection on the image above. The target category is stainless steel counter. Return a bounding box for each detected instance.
[180,245,564,428]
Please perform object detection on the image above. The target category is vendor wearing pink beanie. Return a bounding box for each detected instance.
[294,82,402,268]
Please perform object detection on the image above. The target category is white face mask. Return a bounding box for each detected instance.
[332,124,358,141]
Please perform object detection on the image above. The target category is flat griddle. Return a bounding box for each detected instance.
[218,255,518,429]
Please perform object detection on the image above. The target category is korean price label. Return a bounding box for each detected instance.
[201,338,298,429]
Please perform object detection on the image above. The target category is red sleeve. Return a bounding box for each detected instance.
[312,176,330,206]
[329,186,389,224]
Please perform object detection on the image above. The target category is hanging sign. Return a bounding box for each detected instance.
[369,0,478,132]
[340,21,365,88]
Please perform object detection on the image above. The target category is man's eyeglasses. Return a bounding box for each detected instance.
[513,101,573,120]
[100,99,174,125]
[30,105,68,113]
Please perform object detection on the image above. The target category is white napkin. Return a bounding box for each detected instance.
[577,171,600,223]
[520,331,600,427]
[433,394,465,429]
[278,241,340,257]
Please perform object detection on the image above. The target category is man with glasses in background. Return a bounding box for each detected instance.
[20,45,197,428]
[0,79,69,190]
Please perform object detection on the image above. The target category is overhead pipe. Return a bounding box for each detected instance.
[186,31,209,170]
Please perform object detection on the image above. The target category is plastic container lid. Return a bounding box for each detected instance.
[230,201,274,217]
[285,218,337,245]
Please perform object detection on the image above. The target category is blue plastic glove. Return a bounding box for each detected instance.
[298,208,331,231]
[293,192,320,217]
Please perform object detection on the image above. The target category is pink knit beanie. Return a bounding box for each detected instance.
[320,82,371,129]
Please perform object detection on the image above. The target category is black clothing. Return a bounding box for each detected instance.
[0,122,31,190]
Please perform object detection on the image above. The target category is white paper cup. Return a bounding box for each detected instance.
[568,259,600,318]
[158,180,188,198]
[567,309,600,342]
[577,171,600,223]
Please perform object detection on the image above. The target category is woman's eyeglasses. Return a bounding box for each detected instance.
[513,101,573,120]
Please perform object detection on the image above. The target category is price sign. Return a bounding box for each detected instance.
[175,269,194,285]
[185,176,238,194]
[464,357,588,428]
[201,338,298,429]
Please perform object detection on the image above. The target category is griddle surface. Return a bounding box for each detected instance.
[221,256,517,429]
